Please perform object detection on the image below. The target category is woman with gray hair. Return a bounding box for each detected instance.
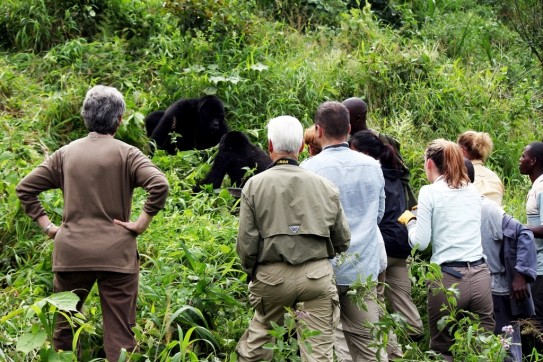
[16,85,169,361]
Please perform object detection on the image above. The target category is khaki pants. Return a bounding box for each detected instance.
[53,271,138,362]
[334,322,352,362]
[384,257,424,337]
[236,259,339,362]
[428,263,494,355]
[335,270,406,361]
[337,284,387,362]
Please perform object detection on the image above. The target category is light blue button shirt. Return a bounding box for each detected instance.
[301,145,385,286]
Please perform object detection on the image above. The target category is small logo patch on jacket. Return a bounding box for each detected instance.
[289,225,300,233]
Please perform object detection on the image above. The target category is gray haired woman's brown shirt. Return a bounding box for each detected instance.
[16,133,169,274]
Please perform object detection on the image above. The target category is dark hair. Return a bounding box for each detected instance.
[350,130,398,170]
[426,139,469,188]
[527,142,543,164]
[342,97,368,134]
[463,158,475,183]
[314,101,350,138]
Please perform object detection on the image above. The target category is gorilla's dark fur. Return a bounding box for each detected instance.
[145,95,228,154]
[195,131,272,191]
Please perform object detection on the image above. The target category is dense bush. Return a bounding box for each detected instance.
[0,0,168,52]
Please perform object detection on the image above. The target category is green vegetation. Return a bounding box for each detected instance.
[1,0,542,360]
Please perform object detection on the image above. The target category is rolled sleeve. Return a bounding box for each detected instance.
[515,225,537,282]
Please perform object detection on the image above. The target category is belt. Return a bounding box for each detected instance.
[441,258,485,268]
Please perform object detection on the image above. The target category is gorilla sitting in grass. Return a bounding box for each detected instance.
[145,95,228,154]
[194,131,272,192]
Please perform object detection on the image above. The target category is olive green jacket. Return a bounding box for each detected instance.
[236,163,350,276]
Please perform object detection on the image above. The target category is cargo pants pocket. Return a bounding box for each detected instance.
[249,271,285,317]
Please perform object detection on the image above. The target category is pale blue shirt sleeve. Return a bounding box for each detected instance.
[377,179,385,223]
[407,185,432,251]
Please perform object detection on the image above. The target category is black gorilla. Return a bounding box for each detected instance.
[144,110,165,140]
[195,131,272,191]
[145,95,228,154]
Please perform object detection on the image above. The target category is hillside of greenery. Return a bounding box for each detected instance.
[1,0,542,360]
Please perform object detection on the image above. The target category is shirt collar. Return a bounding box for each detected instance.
[533,173,543,185]
[323,142,349,150]
[268,157,299,169]
[434,175,445,184]
[88,132,114,138]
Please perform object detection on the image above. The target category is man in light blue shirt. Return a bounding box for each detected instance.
[301,101,386,361]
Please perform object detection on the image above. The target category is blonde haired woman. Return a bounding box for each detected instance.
[457,130,504,205]
[399,139,494,360]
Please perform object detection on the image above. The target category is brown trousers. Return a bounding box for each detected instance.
[53,271,139,362]
[427,263,494,356]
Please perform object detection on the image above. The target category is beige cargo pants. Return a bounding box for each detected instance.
[236,258,340,362]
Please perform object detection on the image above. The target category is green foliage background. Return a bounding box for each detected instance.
[1,0,542,360]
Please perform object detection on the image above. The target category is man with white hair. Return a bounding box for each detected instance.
[236,115,351,361]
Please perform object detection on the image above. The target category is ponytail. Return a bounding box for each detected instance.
[426,139,469,188]
[380,144,398,171]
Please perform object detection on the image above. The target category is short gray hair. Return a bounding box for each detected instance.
[81,85,125,135]
[267,116,303,154]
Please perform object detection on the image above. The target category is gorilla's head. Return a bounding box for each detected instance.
[198,95,225,134]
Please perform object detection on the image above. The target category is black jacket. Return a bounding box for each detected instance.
[379,167,411,259]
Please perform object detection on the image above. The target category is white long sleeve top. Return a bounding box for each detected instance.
[407,177,483,265]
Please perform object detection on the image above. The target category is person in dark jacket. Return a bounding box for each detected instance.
[343,97,417,209]
[466,158,537,361]
[350,130,424,341]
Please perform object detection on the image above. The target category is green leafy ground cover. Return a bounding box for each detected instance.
[1,0,542,360]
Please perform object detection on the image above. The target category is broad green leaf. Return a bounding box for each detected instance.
[45,292,79,311]
[0,151,14,163]
[46,349,75,362]
[16,330,47,354]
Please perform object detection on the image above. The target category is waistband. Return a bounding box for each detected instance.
[441,258,485,268]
